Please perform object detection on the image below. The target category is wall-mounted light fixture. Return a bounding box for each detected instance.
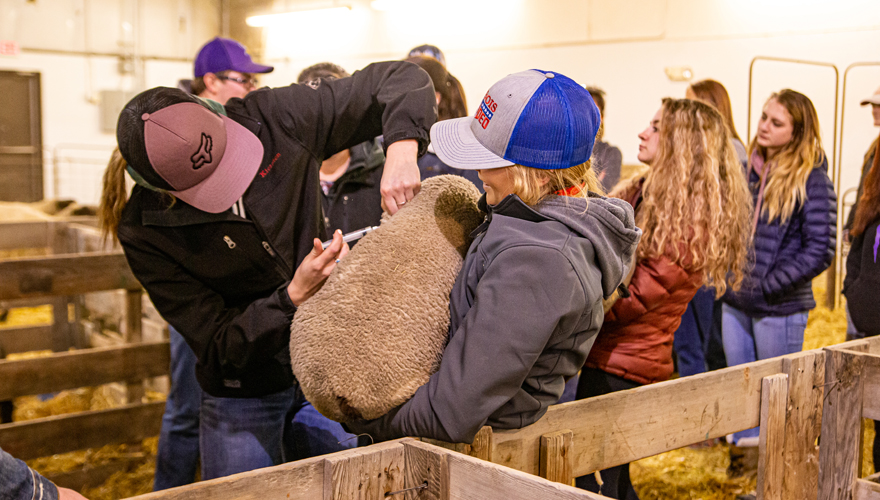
[664,66,694,82]
[246,5,352,27]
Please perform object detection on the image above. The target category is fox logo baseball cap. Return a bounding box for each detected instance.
[430,69,600,170]
[116,87,264,213]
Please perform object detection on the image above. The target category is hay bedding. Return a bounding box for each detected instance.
[290,175,483,422]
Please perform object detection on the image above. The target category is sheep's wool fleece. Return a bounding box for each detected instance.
[290,175,484,422]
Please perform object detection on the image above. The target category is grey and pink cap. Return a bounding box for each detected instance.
[117,87,263,213]
[431,69,600,170]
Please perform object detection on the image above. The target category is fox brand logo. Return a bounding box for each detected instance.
[475,93,498,130]
[191,133,213,170]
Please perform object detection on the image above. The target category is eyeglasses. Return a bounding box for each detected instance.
[216,75,259,89]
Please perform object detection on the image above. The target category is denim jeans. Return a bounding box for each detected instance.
[154,327,202,490]
[721,304,807,443]
[199,385,358,480]
[673,287,727,377]
[846,304,863,341]
[573,368,640,500]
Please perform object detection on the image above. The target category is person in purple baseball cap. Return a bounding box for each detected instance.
[346,69,640,445]
[191,37,274,105]
[99,59,436,481]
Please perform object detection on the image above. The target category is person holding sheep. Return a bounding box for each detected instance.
[346,69,641,444]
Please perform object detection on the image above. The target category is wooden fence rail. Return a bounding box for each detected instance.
[130,438,612,500]
[425,338,880,500]
[0,219,169,489]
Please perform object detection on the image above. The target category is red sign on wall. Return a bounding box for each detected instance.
[0,40,20,56]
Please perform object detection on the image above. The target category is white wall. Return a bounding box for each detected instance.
[0,0,220,203]
[2,0,880,206]
[257,0,880,218]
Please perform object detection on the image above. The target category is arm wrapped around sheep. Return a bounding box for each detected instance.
[290,175,484,423]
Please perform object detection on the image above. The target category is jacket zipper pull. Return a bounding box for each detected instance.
[223,236,236,249]
[262,241,276,257]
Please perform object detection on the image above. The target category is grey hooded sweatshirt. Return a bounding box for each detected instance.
[347,192,640,443]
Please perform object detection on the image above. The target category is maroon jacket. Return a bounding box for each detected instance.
[584,181,702,385]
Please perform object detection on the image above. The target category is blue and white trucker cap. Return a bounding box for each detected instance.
[431,69,601,170]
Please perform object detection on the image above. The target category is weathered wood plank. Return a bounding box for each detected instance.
[46,458,140,491]
[0,220,53,251]
[492,357,783,476]
[421,426,493,462]
[0,341,169,400]
[129,452,327,500]
[780,350,824,500]
[540,430,573,485]
[818,349,866,500]
[0,252,141,300]
[50,295,72,352]
[756,374,788,500]
[323,440,404,500]
[0,401,165,460]
[0,324,53,355]
[443,443,608,500]
[124,289,145,403]
[855,475,880,500]
[402,439,447,500]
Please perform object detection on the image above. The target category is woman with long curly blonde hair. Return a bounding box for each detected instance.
[575,98,752,499]
[721,89,836,447]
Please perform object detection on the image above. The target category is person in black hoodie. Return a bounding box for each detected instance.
[296,63,386,240]
[99,61,435,479]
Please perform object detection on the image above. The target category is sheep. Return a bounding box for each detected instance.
[290,174,484,422]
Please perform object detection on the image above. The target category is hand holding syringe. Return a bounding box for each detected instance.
[321,226,380,250]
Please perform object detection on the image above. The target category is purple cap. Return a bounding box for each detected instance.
[118,88,264,213]
[194,37,274,77]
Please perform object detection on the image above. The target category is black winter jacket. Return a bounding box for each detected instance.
[117,61,435,398]
[322,140,385,238]
[844,218,880,337]
[723,156,837,317]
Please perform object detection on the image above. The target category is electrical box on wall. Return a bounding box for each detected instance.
[99,90,136,133]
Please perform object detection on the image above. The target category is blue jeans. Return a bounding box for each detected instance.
[721,304,807,443]
[154,327,202,490]
[199,386,358,480]
[674,287,725,377]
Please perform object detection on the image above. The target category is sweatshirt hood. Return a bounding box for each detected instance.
[487,193,641,298]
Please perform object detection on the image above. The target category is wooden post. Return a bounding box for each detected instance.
[403,439,448,500]
[757,374,788,500]
[540,430,573,486]
[50,296,71,352]
[422,425,493,462]
[818,349,866,499]
[322,441,405,500]
[781,351,824,500]
[124,289,144,403]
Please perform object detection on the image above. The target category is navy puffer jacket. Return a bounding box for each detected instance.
[722,156,836,317]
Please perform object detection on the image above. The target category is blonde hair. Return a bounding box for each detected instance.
[637,98,752,295]
[98,148,129,245]
[98,147,174,245]
[749,89,824,224]
[506,160,603,206]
